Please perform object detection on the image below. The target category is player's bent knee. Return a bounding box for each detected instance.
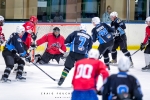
[121,49,128,53]
[5,56,14,66]
[17,59,25,65]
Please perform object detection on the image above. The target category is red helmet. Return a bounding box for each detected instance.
[29,16,38,24]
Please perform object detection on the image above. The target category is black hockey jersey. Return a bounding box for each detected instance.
[5,33,27,57]
[111,18,126,37]
[101,72,143,100]
[92,23,114,44]
[65,30,92,54]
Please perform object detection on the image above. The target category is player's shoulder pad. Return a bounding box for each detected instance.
[17,38,22,42]
[116,18,122,23]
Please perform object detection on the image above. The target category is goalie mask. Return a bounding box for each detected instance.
[53,27,60,37]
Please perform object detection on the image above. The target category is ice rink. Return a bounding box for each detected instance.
[0,50,150,100]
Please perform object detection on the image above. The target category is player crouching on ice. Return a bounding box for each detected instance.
[140,16,150,71]
[1,26,31,82]
[71,49,109,100]
[98,56,143,100]
[31,27,67,65]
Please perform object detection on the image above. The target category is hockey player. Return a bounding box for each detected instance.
[22,16,38,50]
[31,27,66,65]
[13,16,38,73]
[140,16,150,71]
[71,49,109,100]
[0,15,5,51]
[98,56,143,100]
[1,26,31,82]
[109,11,133,67]
[91,17,114,70]
[57,24,93,86]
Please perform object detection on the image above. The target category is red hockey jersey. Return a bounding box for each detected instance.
[36,33,66,54]
[143,26,150,44]
[0,26,5,42]
[72,58,109,90]
[22,21,35,49]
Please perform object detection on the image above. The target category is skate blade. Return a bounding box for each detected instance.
[110,63,118,66]
[1,80,11,83]
[141,70,150,72]
[16,79,26,82]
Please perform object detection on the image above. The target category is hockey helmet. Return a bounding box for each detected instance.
[88,49,100,59]
[92,17,100,25]
[118,56,131,72]
[145,17,150,24]
[16,26,25,34]
[30,16,38,24]
[0,15,4,26]
[53,27,60,32]
[110,11,118,17]
[79,24,87,31]
[0,15,4,21]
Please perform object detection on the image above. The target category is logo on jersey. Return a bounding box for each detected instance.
[117,19,121,23]
[17,38,22,42]
[49,42,61,51]
[78,47,84,51]
[106,34,111,38]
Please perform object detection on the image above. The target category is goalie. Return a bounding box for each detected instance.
[0,15,5,49]
[31,27,67,65]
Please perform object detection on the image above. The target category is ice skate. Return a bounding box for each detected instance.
[16,75,26,81]
[110,59,117,66]
[58,77,65,86]
[141,65,150,72]
[22,71,27,76]
[1,75,11,83]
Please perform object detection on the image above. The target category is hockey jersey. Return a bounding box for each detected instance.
[111,18,126,38]
[143,26,150,44]
[22,21,35,49]
[101,72,143,100]
[5,33,27,57]
[36,33,66,54]
[0,26,5,44]
[72,58,109,90]
[92,23,114,44]
[65,30,93,54]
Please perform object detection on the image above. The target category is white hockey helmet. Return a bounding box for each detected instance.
[145,17,150,23]
[16,26,25,33]
[110,11,118,17]
[92,17,100,25]
[79,24,87,31]
[88,49,100,59]
[118,56,131,71]
[0,15,4,21]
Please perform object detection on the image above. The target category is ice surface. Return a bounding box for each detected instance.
[0,50,150,100]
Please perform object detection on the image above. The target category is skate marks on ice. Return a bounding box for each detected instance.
[44,86,73,90]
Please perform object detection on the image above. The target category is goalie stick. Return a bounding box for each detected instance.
[31,62,58,81]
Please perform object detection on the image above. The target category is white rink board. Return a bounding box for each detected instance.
[0,50,149,100]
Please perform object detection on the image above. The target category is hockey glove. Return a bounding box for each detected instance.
[96,90,102,95]
[140,43,145,51]
[25,56,31,63]
[31,32,37,41]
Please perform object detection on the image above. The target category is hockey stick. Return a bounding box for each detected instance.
[31,27,40,62]
[131,49,140,56]
[31,62,58,81]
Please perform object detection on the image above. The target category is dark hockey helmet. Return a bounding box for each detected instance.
[53,27,60,37]
[53,27,60,32]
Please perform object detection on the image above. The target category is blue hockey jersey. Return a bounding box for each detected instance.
[111,18,126,37]
[101,72,143,100]
[65,30,93,54]
[5,33,27,57]
[92,23,114,44]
